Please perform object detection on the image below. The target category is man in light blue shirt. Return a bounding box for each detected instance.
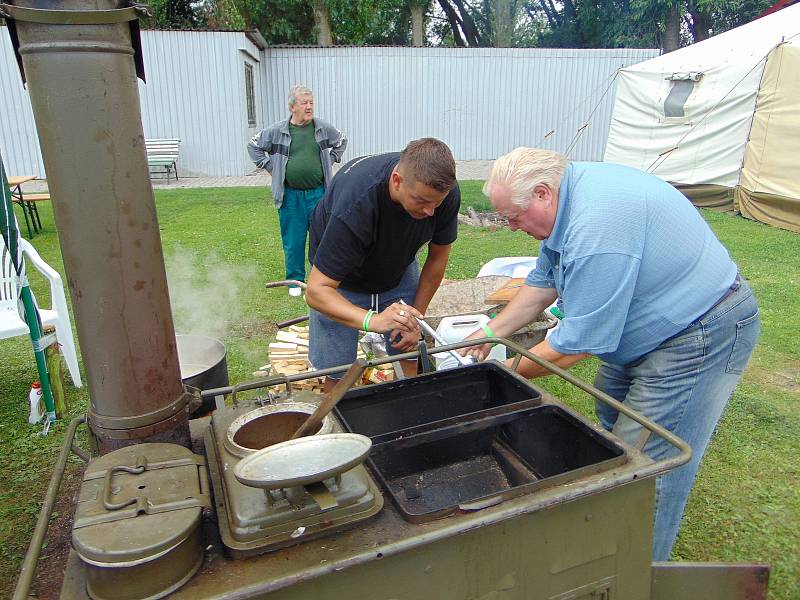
[465,148,760,560]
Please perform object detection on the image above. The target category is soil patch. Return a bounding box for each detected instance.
[28,462,84,600]
[757,369,800,393]
[458,208,508,228]
[230,318,277,339]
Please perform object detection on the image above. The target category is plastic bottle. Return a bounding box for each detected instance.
[435,314,506,371]
[28,380,44,425]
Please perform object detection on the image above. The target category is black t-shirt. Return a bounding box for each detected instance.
[309,153,461,293]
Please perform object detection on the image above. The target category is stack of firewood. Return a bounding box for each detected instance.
[267,326,312,375]
[250,325,321,392]
[254,325,394,389]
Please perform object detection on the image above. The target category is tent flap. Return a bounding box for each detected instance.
[737,44,800,232]
[736,187,800,233]
[673,183,735,211]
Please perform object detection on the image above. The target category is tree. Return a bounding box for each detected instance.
[232,0,316,44]
[628,0,773,52]
[200,0,246,29]
[229,0,413,46]
[434,0,492,46]
[495,0,517,47]
[313,0,334,45]
[144,0,208,29]
[410,0,431,46]
[521,0,650,48]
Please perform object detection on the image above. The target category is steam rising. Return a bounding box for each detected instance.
[165,246,257,339]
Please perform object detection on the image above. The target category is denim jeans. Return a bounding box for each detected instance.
[309,262,420,376]
[279,186,325,286]
[594,280,759,560]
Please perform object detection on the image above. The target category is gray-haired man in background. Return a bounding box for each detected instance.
[248,85,347,296]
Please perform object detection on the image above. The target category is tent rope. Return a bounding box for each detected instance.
[535,65,622,156]
[564,68,620,157]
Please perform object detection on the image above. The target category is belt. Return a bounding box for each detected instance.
[707,273,741,313]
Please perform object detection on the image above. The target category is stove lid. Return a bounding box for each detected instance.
[72,443,209,565]
[234,433,371,490]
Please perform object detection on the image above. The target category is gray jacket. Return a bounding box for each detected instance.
[247,117,347,208]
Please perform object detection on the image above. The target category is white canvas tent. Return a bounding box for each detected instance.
[605,5,800,233]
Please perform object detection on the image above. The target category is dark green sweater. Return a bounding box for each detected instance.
[285,121,324,190]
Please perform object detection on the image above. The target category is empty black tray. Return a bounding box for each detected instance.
[367,403,629,522]
[335,362,542,441]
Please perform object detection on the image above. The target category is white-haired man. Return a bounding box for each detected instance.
[463,148,759,560]
[248,85,347,296]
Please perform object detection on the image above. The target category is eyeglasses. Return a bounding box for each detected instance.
[500,208,524,221]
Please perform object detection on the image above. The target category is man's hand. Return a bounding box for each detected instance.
[458,334,494,361]
[369,302,422,335]
[389,328,420,352]
[456,284,559,362]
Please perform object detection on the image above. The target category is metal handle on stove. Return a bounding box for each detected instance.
[433,336,693,480]
[355,336,690,481]
[229,373,292,407]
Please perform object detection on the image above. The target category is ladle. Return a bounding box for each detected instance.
[290,358,368,439]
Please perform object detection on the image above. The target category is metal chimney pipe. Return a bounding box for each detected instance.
[6,0,190,452]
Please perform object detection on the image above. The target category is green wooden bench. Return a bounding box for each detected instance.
[145,138,181,181]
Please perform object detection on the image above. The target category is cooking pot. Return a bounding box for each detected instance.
[72,443,209,600]
[176,334,229,417]
[224,402,335,458]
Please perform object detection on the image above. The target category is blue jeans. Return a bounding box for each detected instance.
[279,186,324,286]
[309,262,420,376]
[594,280,759,560]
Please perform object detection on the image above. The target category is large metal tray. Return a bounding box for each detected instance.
[367,403,629,523]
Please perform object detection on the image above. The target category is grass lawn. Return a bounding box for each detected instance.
[0,184,797,598]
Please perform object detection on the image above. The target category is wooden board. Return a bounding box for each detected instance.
[484,278,527,304]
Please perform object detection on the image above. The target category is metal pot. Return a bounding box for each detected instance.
[72,443,209,600]
[224,402,335,458]
[176,334,229,417]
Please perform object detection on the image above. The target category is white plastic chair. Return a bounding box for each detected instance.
[1,239,82,387]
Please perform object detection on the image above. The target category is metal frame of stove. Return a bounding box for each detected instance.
[15,338,770,600]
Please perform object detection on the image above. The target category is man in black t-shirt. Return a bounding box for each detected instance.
[306,138,461,389]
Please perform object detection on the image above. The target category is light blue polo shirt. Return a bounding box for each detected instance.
[526,162,737,365]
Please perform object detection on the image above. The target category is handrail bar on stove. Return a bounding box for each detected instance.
[201,336,691,482]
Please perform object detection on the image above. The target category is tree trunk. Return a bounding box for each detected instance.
[687,0,711,43]
[495,0,514,47]
[313,0,333,45]
[452,0,483,45]
[438,0,466,46]
[411,2,425,46]
[663,2,680,52]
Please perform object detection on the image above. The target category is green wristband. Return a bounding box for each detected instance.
[362,309,374,332]
[481,324,495,338]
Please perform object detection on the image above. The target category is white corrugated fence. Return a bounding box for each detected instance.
[0,28,657,177]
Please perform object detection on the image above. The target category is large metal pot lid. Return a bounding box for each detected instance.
[234,433,372,490]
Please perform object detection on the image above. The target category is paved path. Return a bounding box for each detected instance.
[149,160,493,190]
[18,160,493,193]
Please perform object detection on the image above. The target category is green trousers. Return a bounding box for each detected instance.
[279,185,324,286]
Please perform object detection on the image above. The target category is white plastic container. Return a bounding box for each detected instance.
[434,314,506,371]
[28,381,43,424]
